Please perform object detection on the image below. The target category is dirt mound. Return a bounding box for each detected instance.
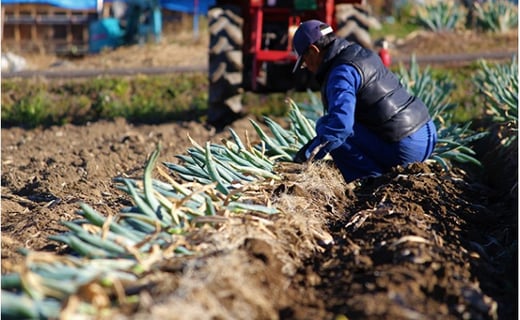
[306,163,511,319]
[131,160,514,319]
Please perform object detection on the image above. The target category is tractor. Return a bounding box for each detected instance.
[207,0,383,129]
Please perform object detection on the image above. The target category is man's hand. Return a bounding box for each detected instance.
[293,138,315,163]
[293,138,330,164]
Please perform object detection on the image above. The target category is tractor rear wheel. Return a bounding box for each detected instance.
[335,3,381,49]
[207,5,244,130]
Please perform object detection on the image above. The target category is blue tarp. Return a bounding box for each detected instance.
[160,0,215,14]
[0,0,216,13]
[0,0,99,10]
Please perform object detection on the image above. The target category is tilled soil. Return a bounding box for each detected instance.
[1,117,517,319]
[308,164,516,320]
[1,118,224,270]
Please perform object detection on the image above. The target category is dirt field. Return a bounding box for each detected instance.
[1,27,518,319]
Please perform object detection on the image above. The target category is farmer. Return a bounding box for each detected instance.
[292,19,437,183]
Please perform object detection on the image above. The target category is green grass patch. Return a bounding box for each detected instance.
[2,73,208,128]
[439,63,488,123]
[1,63,488,129]
[371,20,420,40]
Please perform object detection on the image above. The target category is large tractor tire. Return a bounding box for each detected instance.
[335,2,381,49]
[207,5,244,130]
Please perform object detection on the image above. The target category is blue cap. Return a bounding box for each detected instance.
[292,20,334,73]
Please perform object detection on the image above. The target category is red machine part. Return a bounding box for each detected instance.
[243,0,388,89]
[378,45,391,67]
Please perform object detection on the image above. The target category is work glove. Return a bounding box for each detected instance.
[293,138,315,164]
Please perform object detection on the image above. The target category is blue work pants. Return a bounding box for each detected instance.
[329,120,437,182]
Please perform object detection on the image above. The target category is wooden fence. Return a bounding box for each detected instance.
[1,4,185,55]
[1,4,101,54]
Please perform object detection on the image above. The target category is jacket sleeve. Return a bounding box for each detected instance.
[306,64,362,160]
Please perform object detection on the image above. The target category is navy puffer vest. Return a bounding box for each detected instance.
[316,39,430,142]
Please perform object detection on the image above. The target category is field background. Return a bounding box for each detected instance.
[1,10,518,320]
